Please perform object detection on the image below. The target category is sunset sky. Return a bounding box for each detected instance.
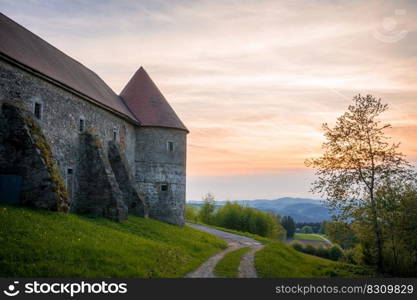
[1,0,416,201]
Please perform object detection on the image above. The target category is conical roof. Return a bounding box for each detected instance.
[120,67,188,132]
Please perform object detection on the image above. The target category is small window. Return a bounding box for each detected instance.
[34,102,42,119]
[67,168,73,175]
[79,119,85,132]
[161,184,169,192]
[167,141,174,152]
[113,129,117,142]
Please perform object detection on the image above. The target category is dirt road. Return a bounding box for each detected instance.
[185,223,263,278]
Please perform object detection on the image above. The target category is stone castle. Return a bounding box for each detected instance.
[0,13,188,225]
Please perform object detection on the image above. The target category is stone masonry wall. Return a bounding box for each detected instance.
[0,103,69,211]
[74,132,128,221]
[0,58,187,225]
[135,127,187,225]
[0,59,136,210]
[108,141,148,218]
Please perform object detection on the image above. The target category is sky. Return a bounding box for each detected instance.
[1,0,416,201]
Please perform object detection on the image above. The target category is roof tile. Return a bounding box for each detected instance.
[0,13,138,123]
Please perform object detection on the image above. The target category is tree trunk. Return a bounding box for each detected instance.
[391,233,398,274]
[370,194,384,272]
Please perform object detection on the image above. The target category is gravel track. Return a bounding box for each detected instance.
[185,223,263,278]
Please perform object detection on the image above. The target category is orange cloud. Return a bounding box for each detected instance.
[4,0,416,189]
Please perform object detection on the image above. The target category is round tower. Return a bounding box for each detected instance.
[120,67,188,225]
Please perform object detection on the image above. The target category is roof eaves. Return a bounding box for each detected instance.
[0,52,141,126]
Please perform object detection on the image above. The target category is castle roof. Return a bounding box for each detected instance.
[120,67,188,132]
[0,13,139,123]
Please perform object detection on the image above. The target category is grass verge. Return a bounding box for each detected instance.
[255,242,375,278]
[294,233,328,242]
[214,247,251,278]
[0,204,227,277]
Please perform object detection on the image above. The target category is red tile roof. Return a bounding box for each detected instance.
[120,67,188,132]
[0,13,138,123]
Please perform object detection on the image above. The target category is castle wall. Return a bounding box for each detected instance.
[135,127,186,225]
[0,59,137,210]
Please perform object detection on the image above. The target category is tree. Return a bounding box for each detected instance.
[306,94,414,272]
[319,221,327,234]
[301,225,313,234]
[199,192,216,224]
[185,205,200,222]
[214,202,286,239]
[370,179,417,275]
[325,221,358,249]
[281,216,296,238]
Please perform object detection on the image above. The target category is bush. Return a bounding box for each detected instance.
[304,244,316,255]
[213,202,285,239]
[194,195,286,240]
[292,242,304,252]
[291,242,344,262]
[291,243,335,261]
[316,246,330,259]
[199,193,216,224]
[185,205,200,222]
[329,245,344,261]
[301,225,313,234]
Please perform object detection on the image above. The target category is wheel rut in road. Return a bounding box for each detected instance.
[185,223,264,278]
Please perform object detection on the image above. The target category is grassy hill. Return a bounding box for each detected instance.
[1,204,375,278]
[294,233,326,241]
[187,221,375,278]
[255,242,374,277]
[0,204,226,277]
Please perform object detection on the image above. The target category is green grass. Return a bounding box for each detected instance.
[255,242,375,278]
[214,247,251,278]
[294,233,328,242]
[0,204,227,277]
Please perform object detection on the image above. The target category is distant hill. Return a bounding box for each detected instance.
[187,197,334,223]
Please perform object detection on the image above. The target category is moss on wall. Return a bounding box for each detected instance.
[1,102,69,212]
[23,115,69,212]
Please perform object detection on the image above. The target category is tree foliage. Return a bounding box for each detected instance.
[329,245,344,261]
[214,202,285,239]
[325,221,358,249]
[185,205,200,223]
[199,192,216,224]
[306,94,412,218]
[306,94,416,274]
[300,225,313,234]
[281,216,296,238]
[357,180,417,275]
[291,243,344,262]
[195,196,286,239]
